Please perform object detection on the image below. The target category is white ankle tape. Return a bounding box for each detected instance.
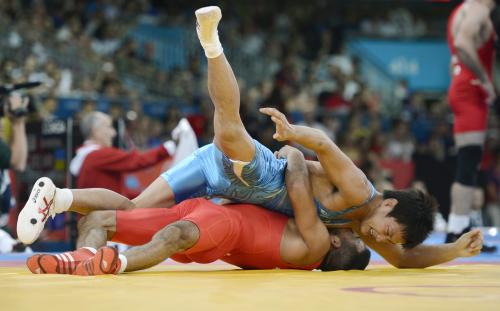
[118,254,128,274]
[203,43,223,58]
[54,188,73,213]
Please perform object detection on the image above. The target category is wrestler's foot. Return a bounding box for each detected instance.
[195,6,223,58]
[195,6,222,44]
[27,247,96,274]
[17,178,73,245]
[17,177,57,244]
[73,247,120,276]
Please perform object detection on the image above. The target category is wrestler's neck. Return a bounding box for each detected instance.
[356,194,384,222]
[335,194,383,222]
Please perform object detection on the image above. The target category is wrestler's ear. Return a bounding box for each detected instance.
[330,235,341,248]
[382,198,398,210]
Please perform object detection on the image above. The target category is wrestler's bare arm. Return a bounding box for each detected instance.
[260,107,371,206]
[354,224,483,268]
[281,146,330,264]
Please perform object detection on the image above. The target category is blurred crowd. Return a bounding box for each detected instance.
[1,0,500,233]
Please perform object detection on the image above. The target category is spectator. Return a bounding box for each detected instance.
[69,111,197,198]
[384,119,415,162]
[0,94,29,252]
[1,0,496,229]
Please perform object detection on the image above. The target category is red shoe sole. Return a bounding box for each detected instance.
[94,247,119,275]
[27,254,61,274]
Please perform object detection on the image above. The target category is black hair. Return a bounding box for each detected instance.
[319,230,371,271]
[384,189,436,249]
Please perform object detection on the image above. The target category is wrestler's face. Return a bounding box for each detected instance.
[332,229,366,253]
[360,199,405,245]
[92,114,116,147]
[320,229,370,271]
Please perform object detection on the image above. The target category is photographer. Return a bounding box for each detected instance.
[0,93,28,253]
[0,93,28,171]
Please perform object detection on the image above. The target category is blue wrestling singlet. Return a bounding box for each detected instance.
[161,140,378,222]
[317,183,378,225]
[162,140,294,216]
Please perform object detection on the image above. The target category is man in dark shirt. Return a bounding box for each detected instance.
[0,94,28,253]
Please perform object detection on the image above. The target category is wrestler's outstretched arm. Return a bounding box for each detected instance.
[359,226,483,268]
[260,107,371,206]
[278,146,330,264]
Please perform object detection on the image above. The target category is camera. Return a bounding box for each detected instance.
[0,82,41,118]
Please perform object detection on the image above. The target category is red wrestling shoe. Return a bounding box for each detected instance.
[27,247,96,274]
[73,247,120,276]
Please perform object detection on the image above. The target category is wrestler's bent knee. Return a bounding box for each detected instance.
[78,211,117,233]
[154,221,199,250]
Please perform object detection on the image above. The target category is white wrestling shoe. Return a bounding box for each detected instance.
[195,6,222,42]
[17,177,57,244]
[195,6,223,58]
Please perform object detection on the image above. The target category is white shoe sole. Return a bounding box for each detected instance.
[17,177,56,244]
[195,6,222,19]
[195,6,222,42]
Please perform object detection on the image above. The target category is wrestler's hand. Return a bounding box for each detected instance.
[259,107,295,141]
[274,145,300,159]
[482,80,496,106]
[454,229,483,257]
[472,79,496,106]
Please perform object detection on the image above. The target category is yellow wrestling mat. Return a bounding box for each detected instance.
[1,263,499,311]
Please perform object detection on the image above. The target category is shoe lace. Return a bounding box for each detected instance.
[38,189,56,222]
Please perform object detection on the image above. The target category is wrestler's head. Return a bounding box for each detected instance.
[80,111,117,147]
[360,189,436,249]
[319,229,370,271]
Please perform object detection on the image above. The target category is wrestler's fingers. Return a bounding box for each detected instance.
[470,246,482,253]
[273,117,286,128]
[259,107,279,116]
[261,107,287,121]
[470,249,481,256]
[467,229,481,239]
[469,239,482,249]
